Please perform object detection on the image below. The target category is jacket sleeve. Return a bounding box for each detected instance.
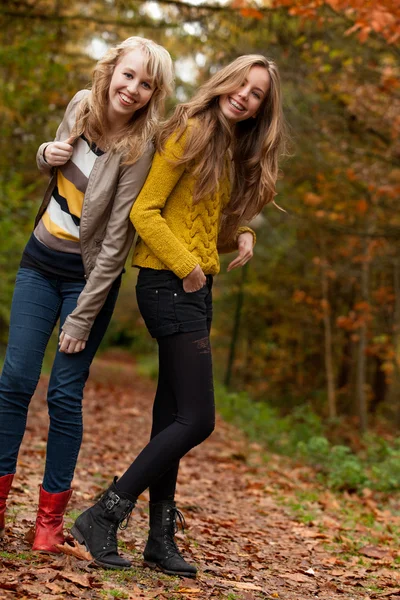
[217,225,256,254]
[61,143,155,341]
[129,133,199,279]
[36,90,89,176]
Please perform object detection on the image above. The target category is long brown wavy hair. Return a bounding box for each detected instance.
[73,37,174,163]
[157,54,286,243]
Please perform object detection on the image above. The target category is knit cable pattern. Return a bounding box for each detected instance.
[131,131,233,278]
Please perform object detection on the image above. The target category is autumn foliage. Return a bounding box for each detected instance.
[273,0,400,44]
[0,0,399,434]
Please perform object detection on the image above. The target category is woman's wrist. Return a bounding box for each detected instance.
[237,227,256,247]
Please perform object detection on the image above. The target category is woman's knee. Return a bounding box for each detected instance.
[48,364,88,407]
[48,393,83,420]
[0,357,39,400]
[201,416,215,441]
[190,412,215,445]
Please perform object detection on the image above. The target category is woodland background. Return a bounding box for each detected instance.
[1,0,400,490]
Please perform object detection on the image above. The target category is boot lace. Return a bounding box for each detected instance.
[172,507,186,535]
[105,523,118,551]
[163,507,186,557]
[119,506,133,531]
[104,506,133,552]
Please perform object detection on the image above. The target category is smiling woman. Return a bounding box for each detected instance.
[71,53,286,578]
[0,36,174,558]
[107,48,155,128]
[219,65,271,122]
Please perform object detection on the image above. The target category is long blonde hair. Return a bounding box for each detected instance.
[73,37,174,163]
[158,55,286,242]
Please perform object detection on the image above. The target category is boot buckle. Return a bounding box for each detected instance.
[105,491,120,511]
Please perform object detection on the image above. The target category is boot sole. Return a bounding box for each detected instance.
[143,560,197,578]
[70,525,132,570]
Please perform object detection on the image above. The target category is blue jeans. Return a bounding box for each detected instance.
[0,267,120,493]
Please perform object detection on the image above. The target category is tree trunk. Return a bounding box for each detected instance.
[321,240,336,418]
[356,237,369,433]
[224,263,248,389]
[385,258,400,424]
[370,356,387,414]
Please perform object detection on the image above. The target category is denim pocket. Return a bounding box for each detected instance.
[136,270,212,337]
[172,284,208,324]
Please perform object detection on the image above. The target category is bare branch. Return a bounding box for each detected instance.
[0,9,178,28]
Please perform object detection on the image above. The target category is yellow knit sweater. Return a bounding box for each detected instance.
[130,128,255,279]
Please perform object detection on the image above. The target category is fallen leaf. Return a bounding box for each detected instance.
[359,545,391,559]
[284,573,312,583]
[371,590,400,598]
[54,570,92,588]
[55,539,93,561]
[45,581,65,593]
[230,581,265,591]
[0,581,20,592]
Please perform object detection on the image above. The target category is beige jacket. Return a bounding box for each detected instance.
[36,90,154,340]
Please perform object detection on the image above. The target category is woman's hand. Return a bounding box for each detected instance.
[44,136,75,167]
[227,232,254,272]
[59,331,86,354]
[183,264,206,292]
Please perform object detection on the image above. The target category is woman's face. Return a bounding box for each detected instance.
[108,48,155,127]
[219,65,270,123]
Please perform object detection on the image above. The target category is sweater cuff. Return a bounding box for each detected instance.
[172,254,200,279]
[62,317,90,341]
[236,226,256,247]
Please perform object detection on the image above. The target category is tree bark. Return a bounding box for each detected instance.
[356,237,369,433]
[321,240,336,418]
[224,263,248,389]
[385,258,400,423]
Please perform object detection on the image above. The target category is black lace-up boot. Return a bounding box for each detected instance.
[71,477,135,569]
[143,501,197,577]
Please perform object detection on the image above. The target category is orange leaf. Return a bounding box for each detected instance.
[240,7,264,19]
[55,539,93,562]
[356,199,368,213]
[304,192,322,206]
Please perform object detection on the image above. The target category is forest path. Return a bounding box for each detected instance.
[0,352,397,600]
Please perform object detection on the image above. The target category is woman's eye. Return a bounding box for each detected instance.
[124,72,133,79]
[142,82,152,90]
[252,91,261,99]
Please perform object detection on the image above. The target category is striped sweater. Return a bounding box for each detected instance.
[22,135,103,279]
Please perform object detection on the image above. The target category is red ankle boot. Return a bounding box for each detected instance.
[32,485,72,553]
[0,474,14,538]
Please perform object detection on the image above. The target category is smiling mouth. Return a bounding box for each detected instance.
[228,97,245,111]
[119,92,136,106]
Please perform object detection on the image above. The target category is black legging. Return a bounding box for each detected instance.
[116,330,215,499]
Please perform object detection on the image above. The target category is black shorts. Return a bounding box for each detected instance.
[136,268,213,339]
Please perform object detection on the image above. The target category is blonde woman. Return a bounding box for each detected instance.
[0,37,174,558]
[72,54,285,574]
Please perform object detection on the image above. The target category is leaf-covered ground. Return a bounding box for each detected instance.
[1,352,400,600]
